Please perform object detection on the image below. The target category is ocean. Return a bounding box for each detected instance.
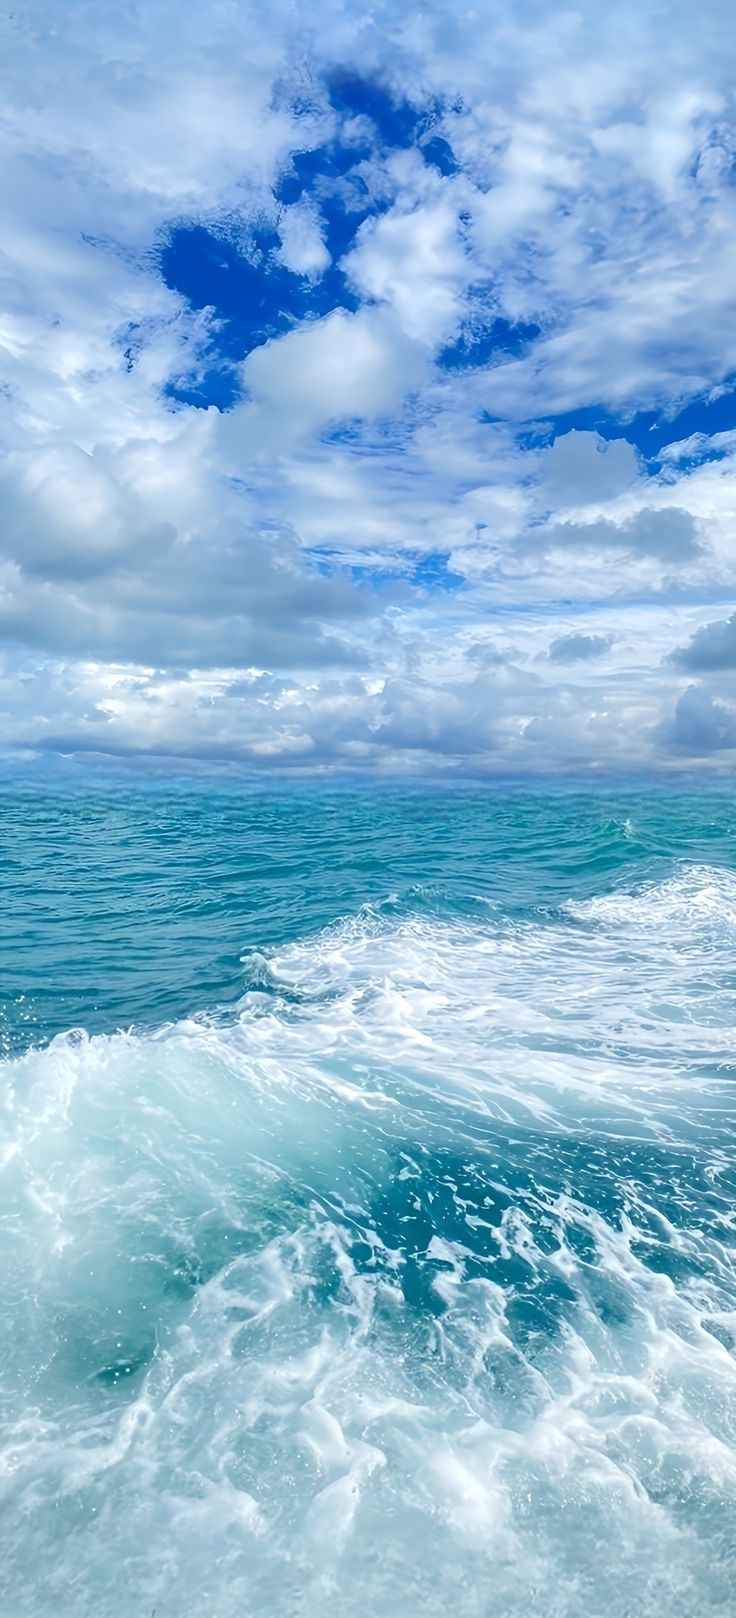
[1,778,735,1616]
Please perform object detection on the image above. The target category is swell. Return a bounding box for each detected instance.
[4,782,734,1055]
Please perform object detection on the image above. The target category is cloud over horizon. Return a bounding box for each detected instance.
[3,0,736,775]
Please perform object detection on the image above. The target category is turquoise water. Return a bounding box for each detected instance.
[2,780,736,1615]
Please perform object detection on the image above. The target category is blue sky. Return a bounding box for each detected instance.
[2,0,736,774]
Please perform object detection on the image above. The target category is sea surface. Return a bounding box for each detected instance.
[1,777,736,1617]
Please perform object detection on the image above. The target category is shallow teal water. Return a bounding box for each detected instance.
[1,780,736,1615]
[4,779,736,1052]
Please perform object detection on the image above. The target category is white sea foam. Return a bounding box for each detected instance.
[566,861,736,934]
[1,867,735,1615]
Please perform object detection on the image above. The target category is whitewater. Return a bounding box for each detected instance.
[1,781,735,1616]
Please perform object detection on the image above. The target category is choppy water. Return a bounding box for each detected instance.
[2,779,736,1616]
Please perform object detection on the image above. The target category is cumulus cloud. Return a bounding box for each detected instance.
[277,202,331,278]
[670,610,736,671]
[232,307,426,448]
[0,597,698,774]
[539,432,640,508]
[666,684,736,752]
[344,191,469,346]
[547,633,613,663]
[0,430,393,669]
[3,0,736,771]
[526,507,702,563]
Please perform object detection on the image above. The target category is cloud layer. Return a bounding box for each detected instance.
[3,0,736,773]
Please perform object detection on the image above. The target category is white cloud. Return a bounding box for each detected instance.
[538,432,641,509]
[547,634,613,664]
[3,0,736,772]
[225,308,427,456]
[671,611,736,671]
[1,597,726,775]
[345,191,469,345]
[665,684,736,753]
[277,202,331,278]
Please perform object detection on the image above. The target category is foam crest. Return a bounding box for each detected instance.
[230,870,736,1139]
[2,866,736,1614]
[566,862,736,935]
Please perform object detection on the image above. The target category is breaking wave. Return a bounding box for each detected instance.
[2,862,736,1616]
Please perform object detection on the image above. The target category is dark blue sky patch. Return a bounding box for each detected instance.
[159,220,360,376]
[274,138,373,207]
[164,366,242,412]
[275,139,393,265]
[161,225,291,354]
[157,78,465,413]
[627,381,736,456]
[409,551,464,591]
[117,312,242,408]
[314,173,381,265]
[420,135,459,177]
[307,549,464,595]
[531,378,736,460]
[324,71,456,175]
[326,70,420,148]
[439,315,541,372]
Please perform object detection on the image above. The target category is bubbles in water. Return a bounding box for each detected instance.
[1,867,736,1615]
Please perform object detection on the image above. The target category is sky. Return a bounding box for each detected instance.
[2,0,736,778]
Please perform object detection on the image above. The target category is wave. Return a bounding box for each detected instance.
[2,866,736,1615]
[566,860,736,934]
